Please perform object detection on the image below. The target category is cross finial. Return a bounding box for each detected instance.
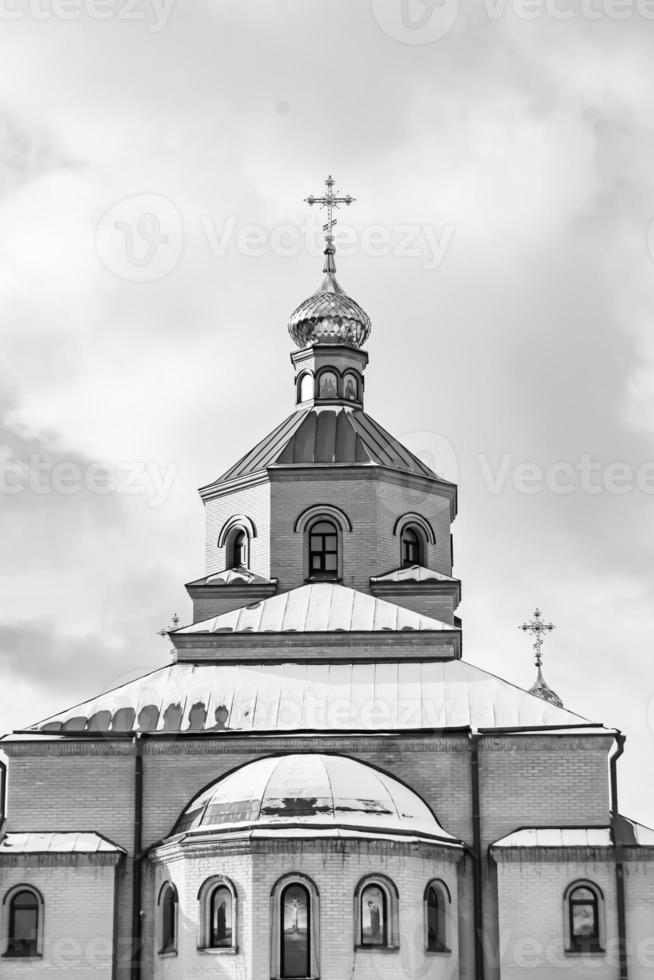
[305,174,355,273]
[520,607,555,668]
[157,612,179,637]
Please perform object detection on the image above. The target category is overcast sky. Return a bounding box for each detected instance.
[1,0,654,822]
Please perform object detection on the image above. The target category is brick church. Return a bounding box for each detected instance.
[1,178,653,980]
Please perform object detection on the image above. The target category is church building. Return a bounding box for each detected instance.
[1,177,653,980]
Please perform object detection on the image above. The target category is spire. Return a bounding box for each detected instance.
[519,607,563,709]
[305,174,355,277]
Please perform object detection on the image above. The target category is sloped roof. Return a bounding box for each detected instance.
[177,582,456,635]
[187,568,274,587]
[23,658,598,736]
[492,827,612,849]
[211,408,443,486]
[371,565,458,584]
[0,832,124,855]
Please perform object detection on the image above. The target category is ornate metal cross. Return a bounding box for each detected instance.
[305,175,355,247]
[520,608,555,667]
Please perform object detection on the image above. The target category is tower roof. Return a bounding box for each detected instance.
[207,407,446,489]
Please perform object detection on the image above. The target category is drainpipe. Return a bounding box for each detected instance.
[131,734,144,980]
[470,731,485,980]
[610,732,628,980]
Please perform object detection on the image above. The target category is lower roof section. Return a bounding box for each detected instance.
[0,832,124,855]
[22,658,598,736]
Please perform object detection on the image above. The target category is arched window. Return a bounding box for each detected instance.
[271,874,319,979]
[158,882,178,955]
[401,526,422,567]
[308,519,339,578]
[565,881,603,953]
[425,880,450,953]
[354,876,399,951]
[318,371,338,398]
[360,883,387,946]
[210,886,233,948]
[298,373,314,403]
[343,373,359,401]
[197,876,238,951]
[229,529,248,568]
[4,887,41,957]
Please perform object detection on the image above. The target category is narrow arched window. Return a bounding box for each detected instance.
[210,885,233,948]
[231,529,247,567]
[281,882,310,978]
[298,373,314,403]
[309,520,338,578]
[360,883,387,947]
[343,373,359,401]
[6,889,39,957]
[425,881,449,952]
[401,526,422,567]
[567,884,601,952]
[318,371,338,398]
[159,883,177,955]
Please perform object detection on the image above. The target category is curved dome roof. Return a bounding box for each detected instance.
[173,754,457,844]
[288,273,371,349]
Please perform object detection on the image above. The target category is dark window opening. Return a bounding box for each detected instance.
[309,520,338,578]
[360,884,387,947]
[569,886,600,952]
[230,529,248,568]
[6,890,39,958]
[210,886,233,948]
[280,883,310,978]
[160,886,177,954]
[401,527,421,567]
[318,372,338,398]
[344,374,358,401]
[426,886,447,952]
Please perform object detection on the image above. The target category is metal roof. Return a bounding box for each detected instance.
[177,582,456,635]
[492,827,613,849]
[173,753,459,845]
[25,658,594,735]
[188,568,273,587]
[371,565,458,584]
[0,832,124,855]
[213,408,443,485]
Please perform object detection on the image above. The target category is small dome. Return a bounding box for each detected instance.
[288,273,372,349]
[173,754,454,843]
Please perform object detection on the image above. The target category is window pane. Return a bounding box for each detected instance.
[319,373,337,397]
[426,886,445,951]
[211,887,233,947]
[311,522,336,533]
[281,885,310,979]
[572,902,596,938]
[162,889,176,951]
[344,375,358,400]
[361,885,386,946]
[299,374,314,401]
[324,554,337,572]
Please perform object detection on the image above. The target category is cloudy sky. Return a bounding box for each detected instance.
[1,0,654,821]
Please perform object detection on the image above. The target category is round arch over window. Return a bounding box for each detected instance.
[354,875,399,950]
[270,874,320,979]
[197,875,238,952]
[564,880,604,953]
[157,882,178,956]
[3,885,43,958]
[217,515,257,569]
[424,880,451,953]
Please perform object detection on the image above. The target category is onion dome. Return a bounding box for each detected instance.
[288,242,372,349]
[172,753,458,844]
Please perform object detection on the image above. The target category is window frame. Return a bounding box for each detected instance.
[353,875,399,951]
[307,518,340,581]
[157,881,178,957]
[343,371,361,402]
[297,371,315,404]
[401,526,423,568]
[197,875,238,955]
[424,880,451,954]
[2,885,43,959]
[270,873,320,980]
[316,368,340,400]
[563,880,605,954]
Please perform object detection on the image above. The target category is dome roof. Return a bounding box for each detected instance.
[288,272,371,349]
[173,754,456,843]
